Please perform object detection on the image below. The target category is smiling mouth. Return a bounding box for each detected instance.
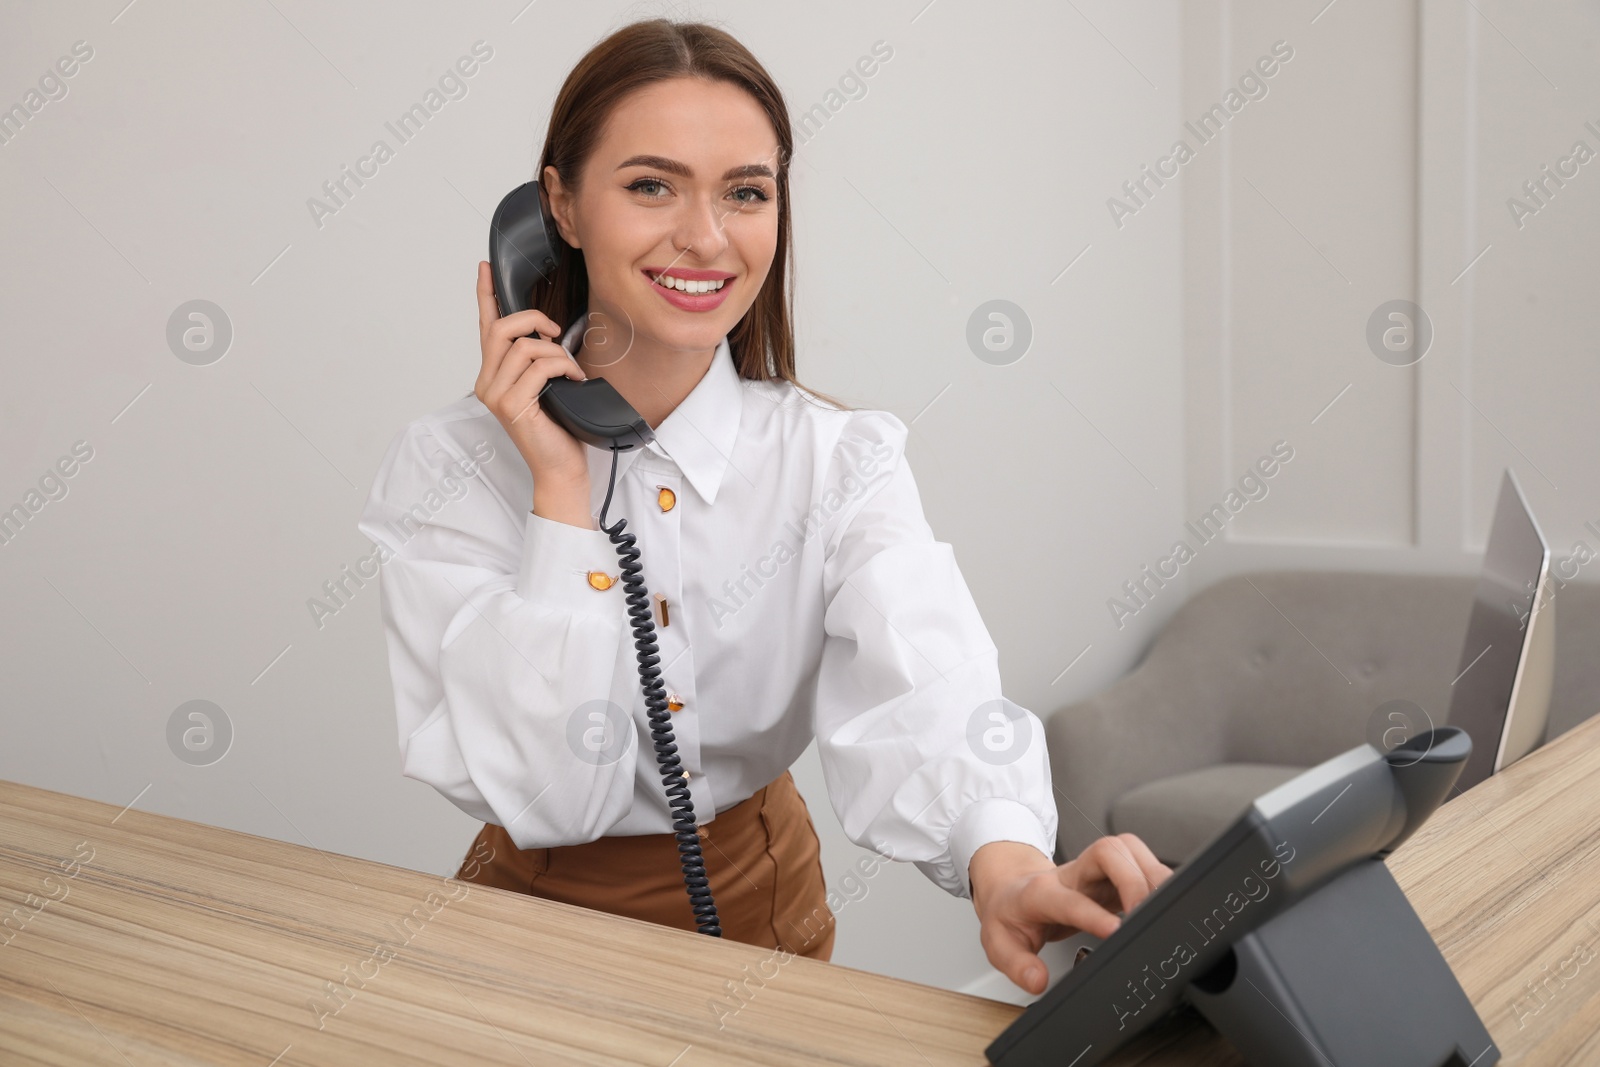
[644,269,732,295]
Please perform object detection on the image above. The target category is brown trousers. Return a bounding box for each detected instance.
[453,770,836,960]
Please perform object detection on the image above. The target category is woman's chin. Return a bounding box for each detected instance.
[634,310,738,353]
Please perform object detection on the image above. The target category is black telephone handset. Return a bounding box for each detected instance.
[488,180,654,451]
[487,180,722,937]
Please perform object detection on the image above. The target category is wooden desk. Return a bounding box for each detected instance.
[0,777,1015,1065]
[2,713,1597,1065]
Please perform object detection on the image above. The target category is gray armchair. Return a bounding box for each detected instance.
[1045,570,1600,866]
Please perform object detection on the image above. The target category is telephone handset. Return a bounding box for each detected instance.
[488,180,655,452]
[488,179,722,937]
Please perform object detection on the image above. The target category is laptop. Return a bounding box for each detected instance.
[1445,467,1555,791]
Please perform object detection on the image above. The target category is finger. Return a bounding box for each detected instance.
[495,346,586,426]
[476,263,512,393]
[1031,873,1124,940]
[987,875,1123,992]
[476,261,499,338]
[494,338,584,397]
[1079,880,1122,914]
[1098,834,1172,912]
[490,349,543,419]
[983,919,1052,996]
[490,307,564,350]
[1083,836,1163,915]
[1115,833,1174,897]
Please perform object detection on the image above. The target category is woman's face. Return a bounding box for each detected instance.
[546,77,781,364]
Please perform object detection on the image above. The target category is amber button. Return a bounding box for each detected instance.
[667,694,684,713]
[679,768,691,783]
[586,571,616,591]
[657,486,676,512]
[655,594,670,627]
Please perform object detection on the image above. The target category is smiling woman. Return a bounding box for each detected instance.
[358,16,1170,995]
[527,26,819,416]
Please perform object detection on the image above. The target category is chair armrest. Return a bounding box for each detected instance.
[1046,644,1241,862]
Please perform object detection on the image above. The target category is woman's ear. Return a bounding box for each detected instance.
[542,164,581,249]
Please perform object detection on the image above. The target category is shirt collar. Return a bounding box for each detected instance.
[558,312,743,507]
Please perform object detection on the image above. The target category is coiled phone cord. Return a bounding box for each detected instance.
[598,445,722,937]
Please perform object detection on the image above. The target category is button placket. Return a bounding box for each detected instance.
[631,463,710,820]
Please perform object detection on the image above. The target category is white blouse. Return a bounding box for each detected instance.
[356,313,1058,899]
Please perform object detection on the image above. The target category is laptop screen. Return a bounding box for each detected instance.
[1444,468,1554,791]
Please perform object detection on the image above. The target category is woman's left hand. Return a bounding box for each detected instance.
[969,835,1173,995]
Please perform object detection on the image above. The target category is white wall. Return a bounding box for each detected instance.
[0,0,1185,1000]
[1180,0,1600,591]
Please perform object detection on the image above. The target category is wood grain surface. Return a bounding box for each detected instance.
[1,711,1596,1065]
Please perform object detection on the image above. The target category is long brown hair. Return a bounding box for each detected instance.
[533,18,848,411]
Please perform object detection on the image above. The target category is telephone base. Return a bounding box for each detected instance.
[1183,858,1498,1067]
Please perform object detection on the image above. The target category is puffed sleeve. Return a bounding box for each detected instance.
[356,419,635,849]
[813,410,1059,899]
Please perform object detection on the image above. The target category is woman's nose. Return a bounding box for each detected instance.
[674,197,731,260]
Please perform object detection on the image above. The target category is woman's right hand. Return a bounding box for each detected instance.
[474,261,590,493]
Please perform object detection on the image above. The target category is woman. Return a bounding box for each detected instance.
[358,17,1171,994]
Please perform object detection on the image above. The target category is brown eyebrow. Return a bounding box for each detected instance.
[615,154,775,181]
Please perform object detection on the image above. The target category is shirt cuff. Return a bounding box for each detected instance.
[516,510,621,614]
[948,797,1057,901]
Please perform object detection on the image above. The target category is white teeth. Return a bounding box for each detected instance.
[654,273,725,293]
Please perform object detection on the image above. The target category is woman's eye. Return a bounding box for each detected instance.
[627,178,770,204]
